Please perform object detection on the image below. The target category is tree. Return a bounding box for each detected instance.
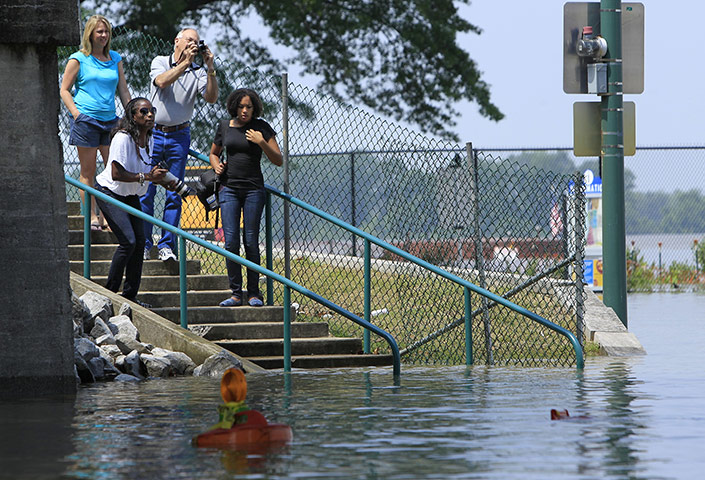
[84,0,503,141]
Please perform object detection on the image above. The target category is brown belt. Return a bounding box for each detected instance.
[154,122,189,133]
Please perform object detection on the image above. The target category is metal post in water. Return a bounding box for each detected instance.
[179,235,188,328]
[364,239,371,353]
[82,192,91,279]
[283,285,291,372]
[658,242,662,277]
[282,73,291,280]
[464,287,473,366]
[600,0,628,327]
[467,142,493,364]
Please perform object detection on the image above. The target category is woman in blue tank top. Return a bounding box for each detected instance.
[60,15,131,230]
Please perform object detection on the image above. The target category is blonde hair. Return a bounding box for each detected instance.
[79,15,112,57]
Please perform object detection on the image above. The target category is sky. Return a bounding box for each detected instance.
[204,1,699,149]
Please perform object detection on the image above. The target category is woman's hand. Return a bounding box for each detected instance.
[148,166,168,184]
[245,129,265,146]
[213,162,226,175]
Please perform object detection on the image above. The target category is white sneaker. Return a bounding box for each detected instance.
[158,247,177,262]
[143,248,151,260]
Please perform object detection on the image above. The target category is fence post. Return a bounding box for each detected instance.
[464,287,473,366]
[467,143,493,364]
[573,172,586,346]
[265,192,274,305]
[351,152,357,257]
[364,239,371,353]
[282,73,291,280]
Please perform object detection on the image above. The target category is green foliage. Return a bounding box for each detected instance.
[82,0,503,141]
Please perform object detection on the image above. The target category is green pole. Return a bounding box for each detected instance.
[600,0,628,327]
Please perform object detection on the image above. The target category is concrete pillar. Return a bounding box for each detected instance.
[0,1,79,396]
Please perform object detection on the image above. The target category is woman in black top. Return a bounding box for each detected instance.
[209,88,282,307]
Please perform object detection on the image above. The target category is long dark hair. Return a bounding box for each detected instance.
[226,88,263,119]
[111,97,153,153]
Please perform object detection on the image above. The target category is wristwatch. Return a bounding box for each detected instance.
[138,172,145,185]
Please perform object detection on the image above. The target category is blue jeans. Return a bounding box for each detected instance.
[94,184,145,300]
[219,185,266,299]
[140,127,190,252]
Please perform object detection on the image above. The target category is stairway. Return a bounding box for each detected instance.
[67,201,393,369]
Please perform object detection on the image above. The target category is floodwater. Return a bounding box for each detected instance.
[1,293,703,479]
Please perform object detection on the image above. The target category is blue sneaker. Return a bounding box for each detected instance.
[248,297,264,307]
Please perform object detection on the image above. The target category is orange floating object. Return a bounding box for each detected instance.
[220,367,247,403]
[193,368,292,449]
[551,408,571,420]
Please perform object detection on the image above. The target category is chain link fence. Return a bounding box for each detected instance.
[479,148,705,291]
[59,29,587,367]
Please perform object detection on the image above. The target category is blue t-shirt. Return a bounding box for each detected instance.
[69,50,122,122]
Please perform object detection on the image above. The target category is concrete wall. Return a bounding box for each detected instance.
[0,1,79,396]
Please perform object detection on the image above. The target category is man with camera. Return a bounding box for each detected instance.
[141,27,218,262]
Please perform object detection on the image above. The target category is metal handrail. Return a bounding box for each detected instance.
[64,175,401,377]
[188,149,584,369]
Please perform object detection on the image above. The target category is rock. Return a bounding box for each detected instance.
[74,354,95,384]
[109,315,139,341]
[71,291,92,336]
[74,337,100,361]
[79,291,113,331]
[193,350,243,377]
[90,318,112,340]
[151,347,197,375]
[114,374,141,382]
[118,302,132,318]
[116,336,151,355]
[87,357,105,380]
[123,350,145,379]
[140,354,171,378]
[100,344,122,361]
[95,333,116,346]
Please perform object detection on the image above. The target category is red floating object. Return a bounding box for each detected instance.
[194,410,293,448]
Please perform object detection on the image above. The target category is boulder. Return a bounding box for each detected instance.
[151,347,197,375]
[79,291,113,331]
[90,318,112,340]
[140,354,171,378]
[193,350,243,378]
[109,315,139,341]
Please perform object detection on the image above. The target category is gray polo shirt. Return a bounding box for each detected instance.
[150,54,208,126]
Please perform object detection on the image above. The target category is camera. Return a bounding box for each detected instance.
[198,40,207,53]
[158,162,194,198]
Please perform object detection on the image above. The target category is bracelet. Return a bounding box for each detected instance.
[138,172,145,185]
[208,70,216,77]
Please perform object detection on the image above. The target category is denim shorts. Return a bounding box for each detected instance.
[69,113,119,147]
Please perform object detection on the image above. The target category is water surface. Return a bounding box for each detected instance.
[1,292,703,479]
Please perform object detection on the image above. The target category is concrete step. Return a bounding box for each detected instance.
[139,289,236,307]
[189,322,330,340]
[69,259,201,276]
[249,353,394,369]
[88,274,230,291]
[152,305,292,324]
[69,229,118,245]
[216,337,363,357]
[68,244,120,261]
[68,215,86,230]
[67,201,82,216]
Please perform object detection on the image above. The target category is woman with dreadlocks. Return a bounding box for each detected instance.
[94,97,170,306]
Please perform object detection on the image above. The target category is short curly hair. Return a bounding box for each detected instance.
[226,88,263,119]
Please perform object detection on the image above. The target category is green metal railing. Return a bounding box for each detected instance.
[189,150,585,369]
[64,175,402,377]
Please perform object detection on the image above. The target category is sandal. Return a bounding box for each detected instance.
[219,296,242,307]
[90,222,102,231]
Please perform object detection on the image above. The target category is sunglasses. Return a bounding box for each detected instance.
[137,106,157,116]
